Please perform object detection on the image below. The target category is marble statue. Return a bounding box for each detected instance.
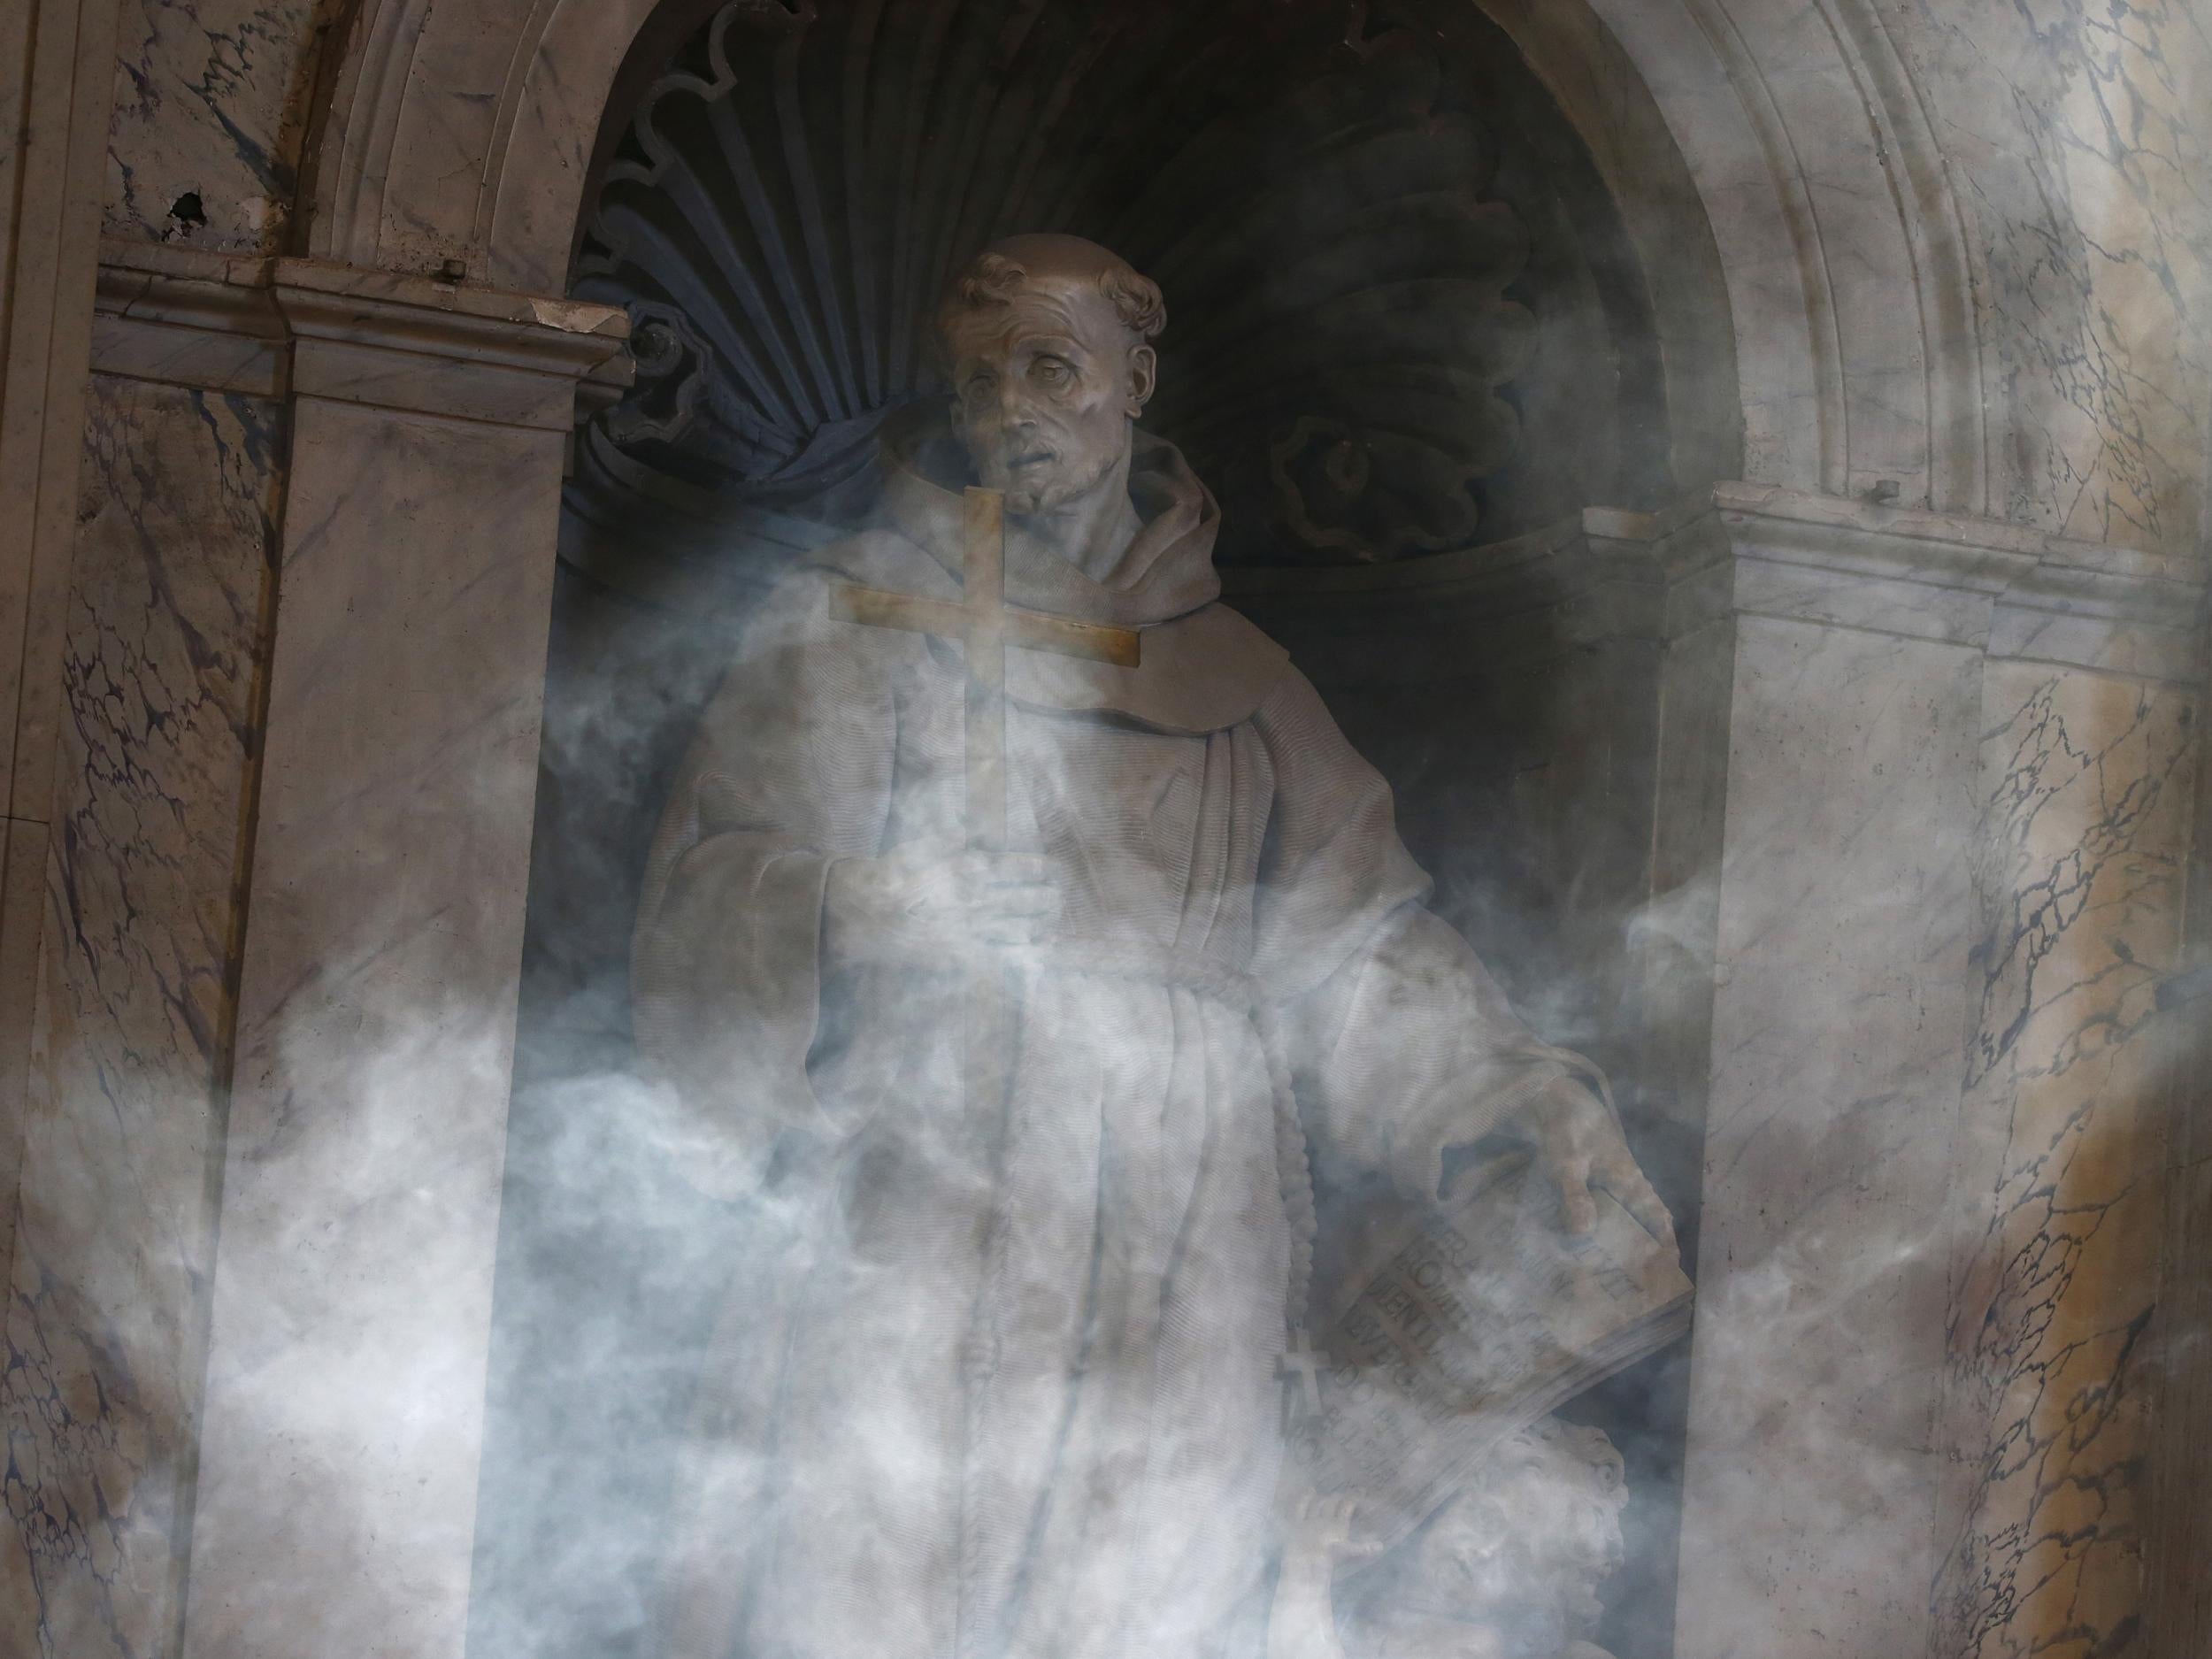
[1271,1418,1632,1659]
[632,234,1674,1659]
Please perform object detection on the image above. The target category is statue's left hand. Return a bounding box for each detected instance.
[1519,1079,1675,1249]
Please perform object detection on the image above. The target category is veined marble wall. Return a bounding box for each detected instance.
[105,0,342,253]
[1893,0,2212,557]
[0,242,626,1659]
[2143,676,2212,1655]
[0,1,2196,1657]
[1935,664,2200,1657]
[0,373,280,1657]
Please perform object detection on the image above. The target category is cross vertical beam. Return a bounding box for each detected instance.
[826,482,1140,857]
[826,486,1142,1659]
[823,481,1147,1137]
[962,487,1009,852]
[826,488,1144,1658]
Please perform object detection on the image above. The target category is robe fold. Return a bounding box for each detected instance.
[634,426,1586,1659]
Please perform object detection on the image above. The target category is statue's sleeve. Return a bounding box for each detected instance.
[1249,669,1586,1202]
[632,568,899,1199]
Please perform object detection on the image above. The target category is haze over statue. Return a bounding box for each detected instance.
[633,234,1678,1659]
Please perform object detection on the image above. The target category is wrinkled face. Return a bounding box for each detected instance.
[942,276,1156,516]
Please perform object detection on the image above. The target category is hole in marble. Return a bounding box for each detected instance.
[166,192,208,234]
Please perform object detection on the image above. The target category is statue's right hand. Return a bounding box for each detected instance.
[1286,1492,1377,1568]
[823,841,1062,969]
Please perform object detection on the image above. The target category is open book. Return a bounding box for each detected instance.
[1290,1147,1693,1552]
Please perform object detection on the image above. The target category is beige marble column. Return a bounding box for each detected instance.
[1931,553,2203,1659]
[163,265,626,1659]
[1663,487,2204,1659]
[0,0,122,1291]
[0,245,288,1657]
[2,242,626,1659]
[0,237,627,1658]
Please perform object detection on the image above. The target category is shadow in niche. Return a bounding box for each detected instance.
[469,2,1712,1655]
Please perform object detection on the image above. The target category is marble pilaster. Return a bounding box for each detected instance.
[0,241,626,1659]
[164,263,626,1659]
[1662,485,2204,1659]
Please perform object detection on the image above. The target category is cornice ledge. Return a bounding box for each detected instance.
[96,236,281,290]
[268,257,627,371]
[1581,499,1730,641]
[90,239,632,422]
[96,257,285,334]
[1713,482,2034,595]
[1712,481,2193,574]
[1988,551,2206,687]
[94,240,290,396]
[1711,483,2206,680]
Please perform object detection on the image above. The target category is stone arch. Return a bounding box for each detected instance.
[1578,0,1990,512]
[87,8,2187,1659]
[301,0,1994,521]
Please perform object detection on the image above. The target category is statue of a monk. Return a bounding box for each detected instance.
[632,234,1674,1659]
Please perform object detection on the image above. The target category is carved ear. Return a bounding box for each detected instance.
[1126,344,1157,415]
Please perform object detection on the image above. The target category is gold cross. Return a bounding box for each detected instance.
[827,487,1140,852]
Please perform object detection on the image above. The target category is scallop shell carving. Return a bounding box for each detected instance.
[572,0,1597,565]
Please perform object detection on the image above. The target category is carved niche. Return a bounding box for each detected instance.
[566,0,1669,580]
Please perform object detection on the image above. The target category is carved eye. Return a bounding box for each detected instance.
[963,373,996,407]
[1032,357,1072,387]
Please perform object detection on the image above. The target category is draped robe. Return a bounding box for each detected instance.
[634,428,1587,1659]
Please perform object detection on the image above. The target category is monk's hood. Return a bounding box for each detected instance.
[881,412,1224,626]
[806,416,1288,735]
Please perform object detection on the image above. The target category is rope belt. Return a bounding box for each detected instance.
[1000,941,1263,1006]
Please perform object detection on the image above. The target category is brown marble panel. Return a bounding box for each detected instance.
[0,815,47,1267]
[2143,675,2212,1655]
[0,375,278,1659]
[1932,664,2200,1659]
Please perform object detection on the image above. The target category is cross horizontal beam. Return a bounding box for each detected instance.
[827,581,1141,667]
